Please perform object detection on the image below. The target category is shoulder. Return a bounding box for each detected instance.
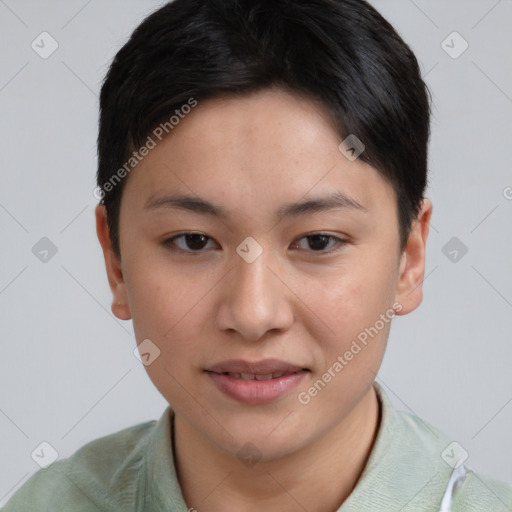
[2,418,158,512]
[393,407,512,510]
[396,409,512,510]
[349,384,512,511]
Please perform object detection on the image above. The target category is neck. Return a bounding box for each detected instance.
[173,385,381,512]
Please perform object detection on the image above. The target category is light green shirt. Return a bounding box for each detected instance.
[3,382,512,511]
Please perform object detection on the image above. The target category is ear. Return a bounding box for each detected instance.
[394,198,433,315]
[95,204,132,320]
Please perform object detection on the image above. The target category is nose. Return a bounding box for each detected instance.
[216,248,294,342]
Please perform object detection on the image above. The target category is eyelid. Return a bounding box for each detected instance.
[162,231,349,254]
[291,232,349,255]
[163,232,219,253]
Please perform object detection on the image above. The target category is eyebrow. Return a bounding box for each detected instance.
[144,191,368,219]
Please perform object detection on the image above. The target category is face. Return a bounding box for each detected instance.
[96,87,431,461]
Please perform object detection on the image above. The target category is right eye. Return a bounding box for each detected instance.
[162,232,219,253]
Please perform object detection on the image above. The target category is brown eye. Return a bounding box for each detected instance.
[293,234,348,254]
[306,235,331,251]
[163,233,217,252]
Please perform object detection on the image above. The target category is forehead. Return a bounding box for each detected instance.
[121,88,396,222]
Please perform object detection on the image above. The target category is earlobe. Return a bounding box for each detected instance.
[394,198,433,315]
[94,204,132,320]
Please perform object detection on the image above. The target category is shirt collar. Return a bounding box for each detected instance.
[143,405,187,511]
[354,381,396,477]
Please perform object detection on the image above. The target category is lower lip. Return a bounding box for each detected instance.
[206,371,308,405]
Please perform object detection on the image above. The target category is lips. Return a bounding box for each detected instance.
[205,359,310,405]
[205,358,308,377]
[219,372,290,380]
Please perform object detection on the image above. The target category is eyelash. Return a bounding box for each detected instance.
[162,232,349,255]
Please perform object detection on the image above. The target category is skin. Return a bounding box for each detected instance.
[96,87,432,512]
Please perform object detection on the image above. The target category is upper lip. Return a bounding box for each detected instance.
[205,359,309,375]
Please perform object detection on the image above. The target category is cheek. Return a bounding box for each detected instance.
[319,255,396,327]
[124,247,197,331]
[312,250,398,364]
[126,266,207,408]
[124,256,210,355]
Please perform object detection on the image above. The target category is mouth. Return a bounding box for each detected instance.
[204,359,310,405]
[205,358,310,375]
[207,371,305,380]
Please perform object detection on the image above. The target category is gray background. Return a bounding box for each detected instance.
[1,0,511,505]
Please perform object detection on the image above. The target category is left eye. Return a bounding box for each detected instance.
[292,234,347,253]
[163,232,347,254]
